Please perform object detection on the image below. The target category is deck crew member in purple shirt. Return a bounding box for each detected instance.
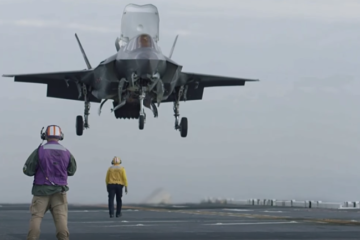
[23,125,77,240]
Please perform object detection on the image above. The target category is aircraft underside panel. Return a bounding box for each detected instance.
[113,101,141,119]
[47,81,101,103]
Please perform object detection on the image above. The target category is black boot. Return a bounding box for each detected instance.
[110,214,114,218]
[116,213,122,218]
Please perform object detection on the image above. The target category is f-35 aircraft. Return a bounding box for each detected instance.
[2,4,259,138]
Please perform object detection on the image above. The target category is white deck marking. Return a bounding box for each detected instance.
[77,219,290,225]
[0,209,139,213]
[223,209,254,212]
[70,220,191,224]
[68,209,139,213]
[103,224,153,227]
[204,221,298,226]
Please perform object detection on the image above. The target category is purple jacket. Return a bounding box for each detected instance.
[33,141,71,186]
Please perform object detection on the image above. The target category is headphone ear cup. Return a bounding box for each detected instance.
[40,127,45,140]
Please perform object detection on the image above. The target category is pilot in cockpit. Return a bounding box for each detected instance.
[136,34,152,48]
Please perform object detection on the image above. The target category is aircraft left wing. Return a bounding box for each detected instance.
[162,72,259,102]
[2,69,101,103]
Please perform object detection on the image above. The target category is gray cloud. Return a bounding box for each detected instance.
[167,0,360,22]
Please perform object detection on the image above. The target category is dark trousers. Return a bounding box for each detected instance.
[107,184,123,215]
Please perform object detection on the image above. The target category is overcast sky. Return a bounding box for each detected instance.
[0,0,359,205]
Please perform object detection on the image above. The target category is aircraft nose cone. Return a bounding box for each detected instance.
[134,52,166,78]
[135,51,158,60]
[115,49,167,79]
[137,59,160,76]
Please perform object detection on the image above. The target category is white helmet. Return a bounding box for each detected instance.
[112,156,121,165]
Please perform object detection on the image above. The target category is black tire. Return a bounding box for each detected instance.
[76,115,84,136]
[180,117,188,138]
[139,115,145,130]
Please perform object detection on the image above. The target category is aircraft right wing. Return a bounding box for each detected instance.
[3,69,92,84]
[2,69,101,103]
[183,72,259,88]
[162,72,259,102]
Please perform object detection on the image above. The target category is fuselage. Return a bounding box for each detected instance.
[89,33,181,106]
[116,42,167,79]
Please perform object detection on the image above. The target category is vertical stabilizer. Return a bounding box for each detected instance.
[75,33,92,69]
[115,37,121,51]
[169,35,179,59]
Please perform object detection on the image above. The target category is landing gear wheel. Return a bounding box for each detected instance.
[180,117,188,138]
[173,86,188,138]
[139,115,145,130]
[76,115,84,136]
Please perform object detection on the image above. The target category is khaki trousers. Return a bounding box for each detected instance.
[27,192,69,240]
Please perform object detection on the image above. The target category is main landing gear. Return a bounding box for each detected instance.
[174,86,188,138]
[138,87,146,130]
[76,84,90,136]
[74,82,188,138]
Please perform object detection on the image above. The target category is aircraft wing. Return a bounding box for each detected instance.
[162,72,259,102]
[2,69,101,102]
[183,72,259,88]
[2,69,92,84]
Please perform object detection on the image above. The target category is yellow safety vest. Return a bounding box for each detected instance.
[105,165,128,187]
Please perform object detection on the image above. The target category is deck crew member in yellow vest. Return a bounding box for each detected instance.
[105,156,128,218]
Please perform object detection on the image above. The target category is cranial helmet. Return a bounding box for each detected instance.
[111,156,121,165]
[40,125,64,140]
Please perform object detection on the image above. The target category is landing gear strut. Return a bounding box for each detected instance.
[76,84,91,136]
[174,86,188,138]
[139,87,146,130]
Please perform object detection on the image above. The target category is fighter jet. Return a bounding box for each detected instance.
[2,3,259,138]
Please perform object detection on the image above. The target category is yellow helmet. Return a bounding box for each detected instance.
[112,156,121,165]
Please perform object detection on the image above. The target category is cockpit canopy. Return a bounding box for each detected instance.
[123,33,160,52]
[118,4,159,49]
